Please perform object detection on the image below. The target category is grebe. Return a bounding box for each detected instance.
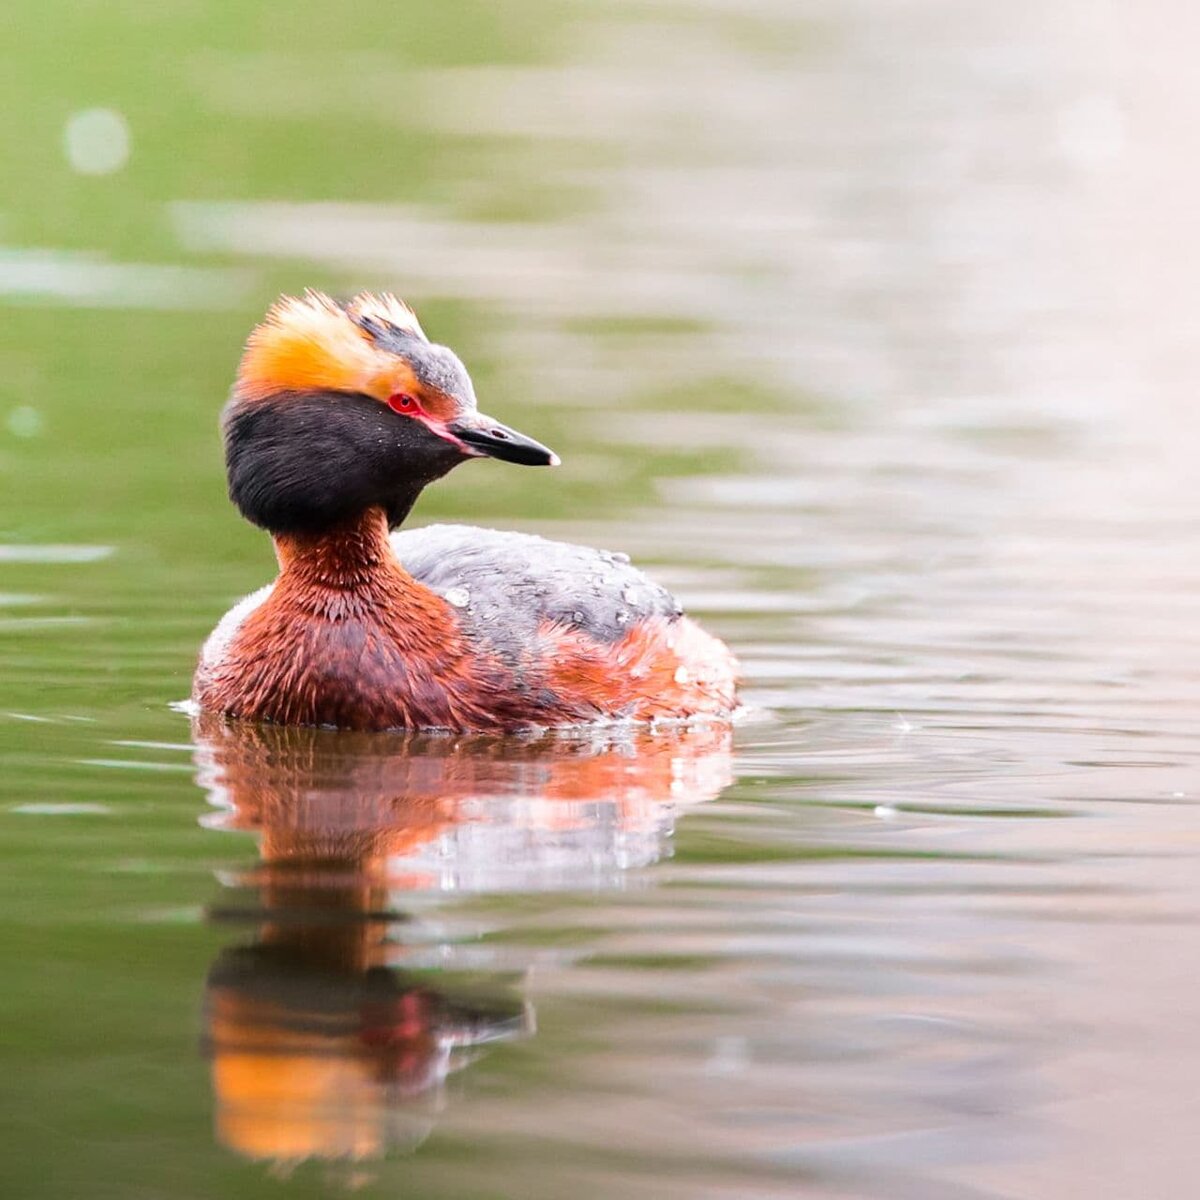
[193,291,738,731]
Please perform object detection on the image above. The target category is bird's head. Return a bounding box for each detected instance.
[222,290,558,534]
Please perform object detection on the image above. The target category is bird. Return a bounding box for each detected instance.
[192,290,738,732]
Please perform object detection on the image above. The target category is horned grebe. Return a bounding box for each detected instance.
[193,291,737,731]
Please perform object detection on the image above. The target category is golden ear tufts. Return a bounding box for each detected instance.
[252,290,426,341]
[235,289,429,400]
[345,291,427,341]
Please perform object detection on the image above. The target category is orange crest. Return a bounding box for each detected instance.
[236,291,428,402]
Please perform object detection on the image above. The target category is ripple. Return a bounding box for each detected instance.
[0,247,251,309]
[9,802,111,816]
[0,544,113,564]
[77,758,193,773]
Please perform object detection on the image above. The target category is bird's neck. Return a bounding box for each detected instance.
[272,507,402,592]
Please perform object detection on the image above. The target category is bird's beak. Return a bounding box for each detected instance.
[447,413,560,467]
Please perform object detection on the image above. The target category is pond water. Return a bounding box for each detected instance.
[2,2,1199,1197]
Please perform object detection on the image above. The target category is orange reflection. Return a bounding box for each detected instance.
[192,713,733,1170]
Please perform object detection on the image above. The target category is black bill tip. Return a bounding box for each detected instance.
[451,416,560,467]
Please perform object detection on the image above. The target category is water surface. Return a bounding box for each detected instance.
[2,2,1199,1197]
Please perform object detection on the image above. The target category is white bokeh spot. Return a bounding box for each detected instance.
[6,406,43,438]
[63,108,131,176]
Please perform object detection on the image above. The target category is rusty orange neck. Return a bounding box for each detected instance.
[269,506,451,643]
[272,507,399,590]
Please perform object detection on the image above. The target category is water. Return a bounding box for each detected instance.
[3,2,1200,1196]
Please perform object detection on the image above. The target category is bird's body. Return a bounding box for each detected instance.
[193,291,738,732]
[195,512,734,730]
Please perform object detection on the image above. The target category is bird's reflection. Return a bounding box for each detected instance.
[191,713,733,1172]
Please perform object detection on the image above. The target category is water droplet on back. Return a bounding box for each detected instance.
[444,586,470,608]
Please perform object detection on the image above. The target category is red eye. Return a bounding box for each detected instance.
[388,393,417,414]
